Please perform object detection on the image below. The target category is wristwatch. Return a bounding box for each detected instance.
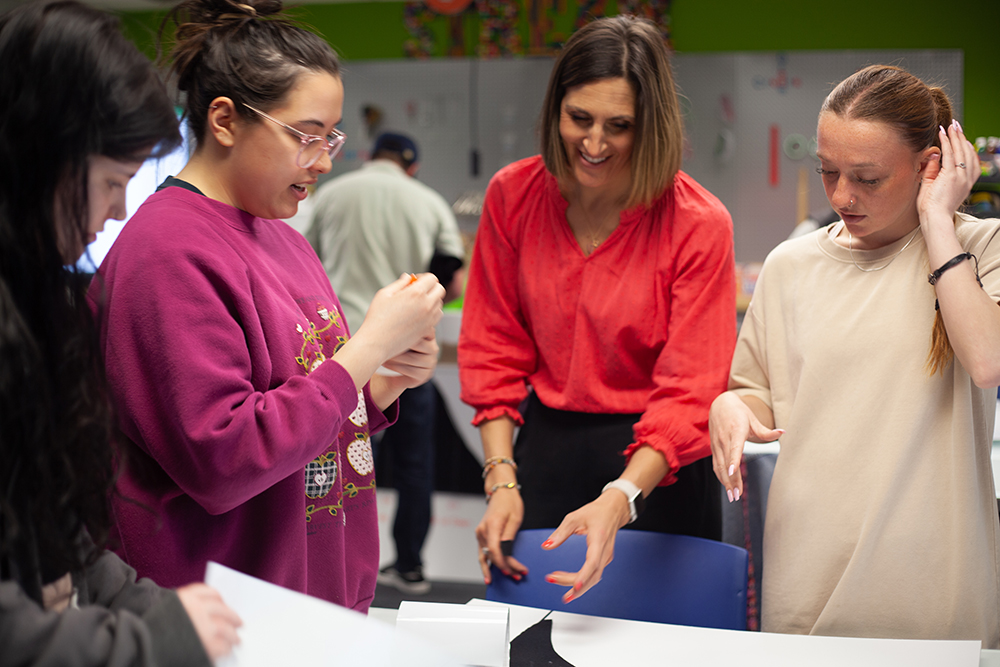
[602,479,646,524]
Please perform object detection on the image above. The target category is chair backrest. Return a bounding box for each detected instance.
[486,529,748,630]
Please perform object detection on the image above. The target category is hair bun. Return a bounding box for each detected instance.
[177,0,284,29]
[218,0,282,23]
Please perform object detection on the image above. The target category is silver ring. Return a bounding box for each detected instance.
[482,547,490,556]
[957,162,966,169]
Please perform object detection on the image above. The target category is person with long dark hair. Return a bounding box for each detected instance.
[460,16,735,601]
[0,1,240,663]
[711,65,1000,646]
[91,0,444,612]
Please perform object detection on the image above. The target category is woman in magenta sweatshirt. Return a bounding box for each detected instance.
[90,0,444,613]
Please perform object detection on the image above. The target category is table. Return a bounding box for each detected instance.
[371,603,1000,667]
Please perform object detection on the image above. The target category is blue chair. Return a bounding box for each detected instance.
[487,529,748,630]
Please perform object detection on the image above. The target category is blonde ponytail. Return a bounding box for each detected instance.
[926,309,954,375]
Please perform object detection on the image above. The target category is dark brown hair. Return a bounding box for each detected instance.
[821,64,955,375]
[162,0,340,147]
[539,15,682,208]
[0,0,179,602]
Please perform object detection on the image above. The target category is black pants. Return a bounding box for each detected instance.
[514,393,721,539]
[375,382,436,572]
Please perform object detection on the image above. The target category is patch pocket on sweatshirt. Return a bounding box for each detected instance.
[305,453,337,498]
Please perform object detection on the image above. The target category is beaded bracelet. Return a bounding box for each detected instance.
[481,456,518,479]
[485,481,521,502]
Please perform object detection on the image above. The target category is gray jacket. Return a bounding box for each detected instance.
[0,548,210,667]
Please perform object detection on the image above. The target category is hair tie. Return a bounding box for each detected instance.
[218,3,258,22]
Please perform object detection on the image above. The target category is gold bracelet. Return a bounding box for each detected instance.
[482,456,518,479]
[485,481,521,502]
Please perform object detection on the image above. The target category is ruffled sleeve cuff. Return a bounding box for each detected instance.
[471,404,524,427]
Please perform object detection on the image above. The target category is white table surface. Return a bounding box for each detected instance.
[371,603,1000,667]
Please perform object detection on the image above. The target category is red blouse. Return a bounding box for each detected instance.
[458,156,736,483]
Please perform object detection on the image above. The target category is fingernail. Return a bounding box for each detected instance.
[727,489,734,503]
[545,575,555,583]
[484,577,490,585]
[564,593,573,603]
[956,119,964,133]
[574,582,582,591]
[728,464,735,476]
[502,570,511,577]
[513,574,522,581]
[939,125,946,134]
[734,488,742,501]
[776,429,786,434]
[542,540,553,549]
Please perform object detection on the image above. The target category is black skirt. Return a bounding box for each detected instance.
[514,393,721,540]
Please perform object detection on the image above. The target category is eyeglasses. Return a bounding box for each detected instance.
[243,103,346,169]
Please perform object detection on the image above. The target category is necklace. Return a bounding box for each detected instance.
[579,212,618,253]
[847,226,920,272]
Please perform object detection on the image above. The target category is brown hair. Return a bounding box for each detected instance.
[161,0,340,147]
[539,15,682,208]
[822,65,955,374]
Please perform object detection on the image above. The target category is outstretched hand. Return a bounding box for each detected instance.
[538,490,630,603]
[709,391,783,500]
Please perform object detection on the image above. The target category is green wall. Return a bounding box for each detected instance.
[670,0,999,140]
[117,0,1000,136]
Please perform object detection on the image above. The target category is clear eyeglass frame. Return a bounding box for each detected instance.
[243,102,346,169]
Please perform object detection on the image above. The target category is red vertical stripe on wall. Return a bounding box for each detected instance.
[769,124,780,187]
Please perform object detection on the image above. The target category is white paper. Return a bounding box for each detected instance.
[466,598,550,640]
[396,600,509,667]
[204,562,461,667]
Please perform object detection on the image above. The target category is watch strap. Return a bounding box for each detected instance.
[602,479,645,524]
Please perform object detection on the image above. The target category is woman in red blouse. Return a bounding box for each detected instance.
[458,15,736,602]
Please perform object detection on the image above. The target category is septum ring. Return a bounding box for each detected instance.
[957,162,966,169]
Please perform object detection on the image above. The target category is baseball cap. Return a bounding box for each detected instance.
[373,132,418,165]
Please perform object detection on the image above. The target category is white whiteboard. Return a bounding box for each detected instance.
[332,50,961,262]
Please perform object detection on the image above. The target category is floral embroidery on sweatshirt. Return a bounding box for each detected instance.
[294,302,345,374]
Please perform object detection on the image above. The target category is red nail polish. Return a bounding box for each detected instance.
[542,540,553,548]
[574,582,582,591]
[545,575,556,583]
[513,574,522,581]
[502,570,510,577]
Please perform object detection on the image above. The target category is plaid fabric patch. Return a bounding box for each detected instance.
[305,453,337,499]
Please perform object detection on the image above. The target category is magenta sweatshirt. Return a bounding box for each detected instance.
[90,186,392,612]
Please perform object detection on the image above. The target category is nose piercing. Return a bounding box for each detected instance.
[847,197,855,209]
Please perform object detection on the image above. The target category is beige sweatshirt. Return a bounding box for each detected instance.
[732,214,1000,647]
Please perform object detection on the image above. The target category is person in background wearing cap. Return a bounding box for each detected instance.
[308,132,466,594]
